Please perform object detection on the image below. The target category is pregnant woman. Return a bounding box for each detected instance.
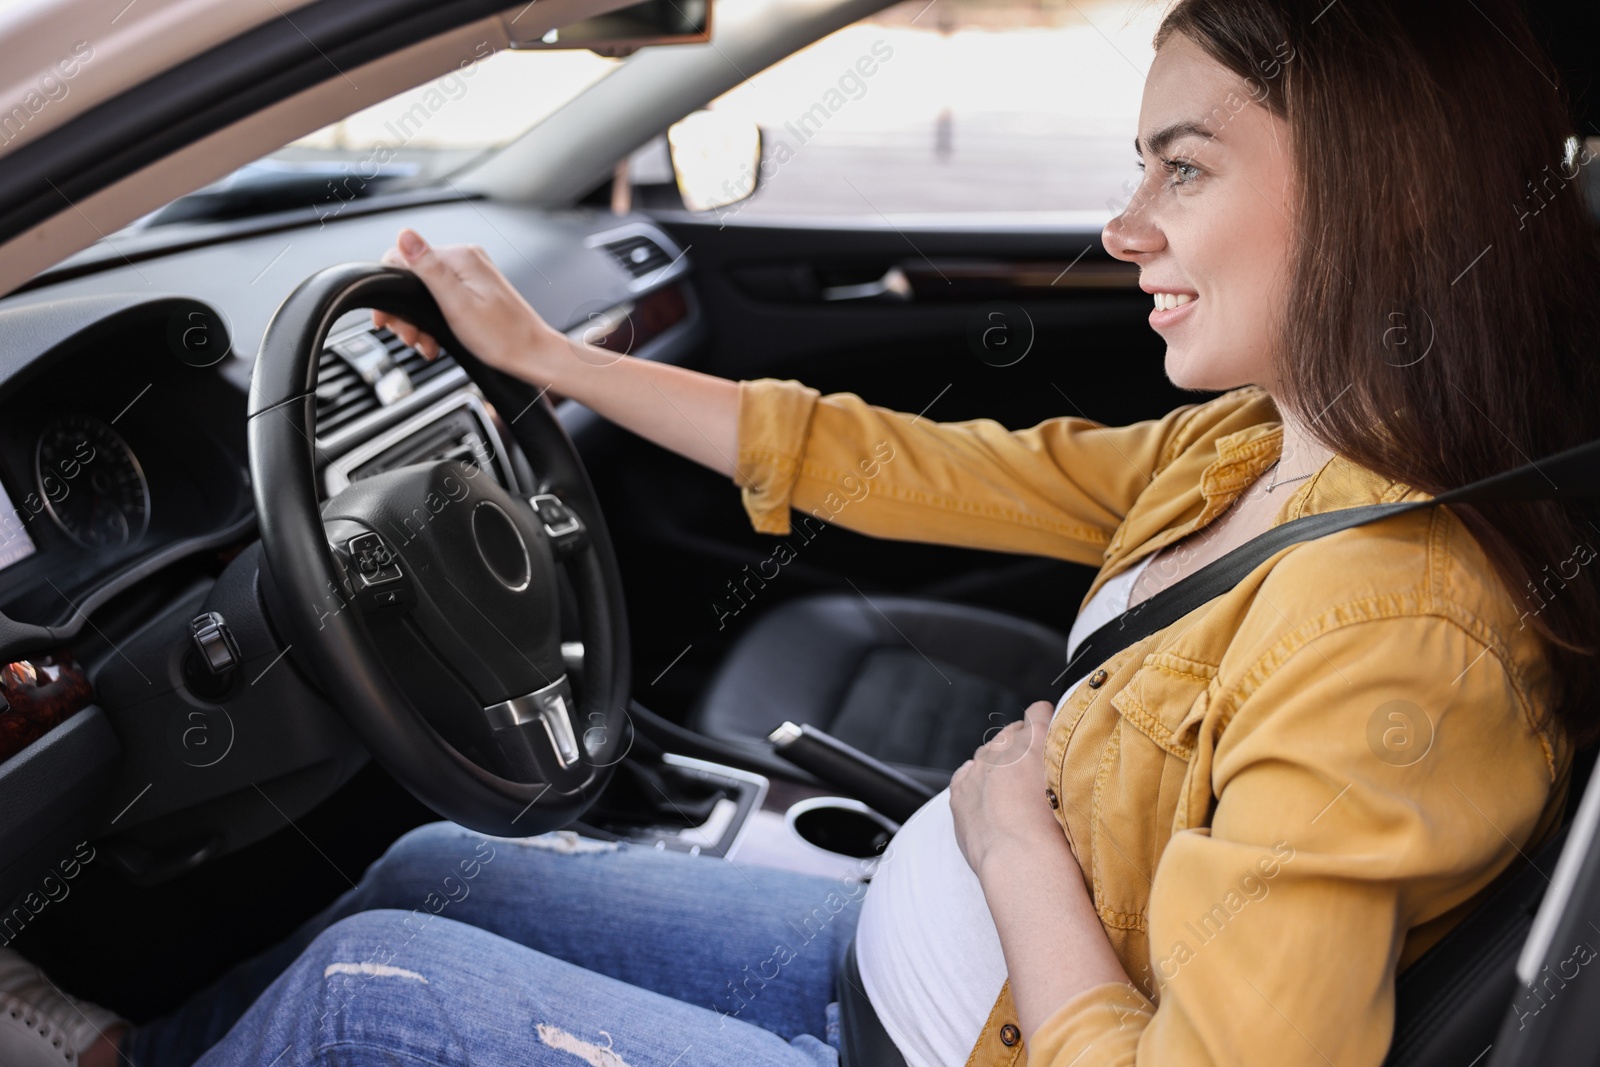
[7,0,1600,1064]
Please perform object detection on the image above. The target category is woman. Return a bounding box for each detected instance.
[7,0,1599,1063]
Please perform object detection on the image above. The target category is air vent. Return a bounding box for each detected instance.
[602,235,672,279]
[314,326,458,438]
[377,326,459,390]
[346,405,499,486]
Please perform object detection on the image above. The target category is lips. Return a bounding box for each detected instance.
[1140,281,1199,328]
[1148,293,1198,328]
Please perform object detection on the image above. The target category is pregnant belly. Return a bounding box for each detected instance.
[855,787,1010,1067]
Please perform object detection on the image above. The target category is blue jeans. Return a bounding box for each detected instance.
[124,822,866,1066]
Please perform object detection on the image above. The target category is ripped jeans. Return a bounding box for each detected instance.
[123,822,865,1067]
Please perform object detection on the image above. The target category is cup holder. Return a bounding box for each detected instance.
[784,796,896,859]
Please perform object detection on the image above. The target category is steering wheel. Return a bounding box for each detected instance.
[247,263,632,837]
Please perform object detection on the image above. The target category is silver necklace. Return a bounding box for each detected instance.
[1263,458,1313,493]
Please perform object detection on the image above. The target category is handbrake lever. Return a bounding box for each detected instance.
[768,721,936,826]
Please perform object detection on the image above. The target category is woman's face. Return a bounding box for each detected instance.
[1103,34,1296,392]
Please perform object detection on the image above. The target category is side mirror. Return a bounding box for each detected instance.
[666,110,763,212]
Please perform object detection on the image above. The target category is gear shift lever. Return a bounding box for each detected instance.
[768,721,936,825]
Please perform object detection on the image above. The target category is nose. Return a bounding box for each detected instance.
[1102,180,1164,262]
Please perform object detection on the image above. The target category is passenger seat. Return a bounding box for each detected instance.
[689,594,1069,790]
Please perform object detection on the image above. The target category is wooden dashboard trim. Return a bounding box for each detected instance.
[0,652,94,766]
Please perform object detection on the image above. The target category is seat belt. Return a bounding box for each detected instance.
[1062,435,1600,686]
[837,937,907,1067]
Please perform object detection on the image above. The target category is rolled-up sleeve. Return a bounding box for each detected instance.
[1025,615,1564,1066]
[734,378,1229,566]
[735,377,828,535]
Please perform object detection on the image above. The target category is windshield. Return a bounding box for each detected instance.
[286,49,620,169]
[114,0,1169,234]
[120,48,621,232]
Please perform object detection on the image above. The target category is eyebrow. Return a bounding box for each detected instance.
[1134,121,1216,158]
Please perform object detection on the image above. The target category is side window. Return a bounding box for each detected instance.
[697,0,1160,220]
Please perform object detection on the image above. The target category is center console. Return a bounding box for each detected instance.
[578,748,901,882]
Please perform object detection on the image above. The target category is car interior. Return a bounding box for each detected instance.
[1,0,1600,1062]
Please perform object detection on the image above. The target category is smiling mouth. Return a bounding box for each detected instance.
[1151,292,1195,311]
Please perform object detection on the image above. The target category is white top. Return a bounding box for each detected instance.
[854,554,1155,1067]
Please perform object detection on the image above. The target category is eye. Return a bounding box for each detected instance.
[1162,157,1201,185]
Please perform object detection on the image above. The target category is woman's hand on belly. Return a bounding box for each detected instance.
[951,700,1133,1043]
[950,701,1070,875]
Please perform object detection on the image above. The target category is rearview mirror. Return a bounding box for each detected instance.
[508,0,712,58]
[667,110,763,212]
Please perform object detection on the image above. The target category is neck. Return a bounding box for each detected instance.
[1275,405,1336,483]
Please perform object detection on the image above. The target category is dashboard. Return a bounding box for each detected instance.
[0,209,697,628]
[0,202,702,901]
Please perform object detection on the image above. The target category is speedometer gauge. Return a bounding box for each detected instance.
[35,416,150,548]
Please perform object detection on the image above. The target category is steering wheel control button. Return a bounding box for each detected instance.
[346,532,403,586]
[529,493,584,554]
[336,531,416,614]
[354,580,413,615]
[472,501,531,592]
[485,676,582,768]
[529,494,581,536]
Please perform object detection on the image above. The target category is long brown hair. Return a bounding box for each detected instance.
[1156,0,1600,748]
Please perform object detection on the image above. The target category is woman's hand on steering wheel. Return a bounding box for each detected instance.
[372,228,567,389]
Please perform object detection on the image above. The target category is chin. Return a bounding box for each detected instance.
[1163,345,1258,393]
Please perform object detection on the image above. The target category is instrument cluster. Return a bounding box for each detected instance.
[33,414,151,550]
[0,302,252,626]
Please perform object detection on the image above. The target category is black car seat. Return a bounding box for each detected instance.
[688,593,1069,790]
[1384,745,1596,1065]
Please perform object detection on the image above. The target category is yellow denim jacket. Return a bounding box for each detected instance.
[733,379,1572,1067]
